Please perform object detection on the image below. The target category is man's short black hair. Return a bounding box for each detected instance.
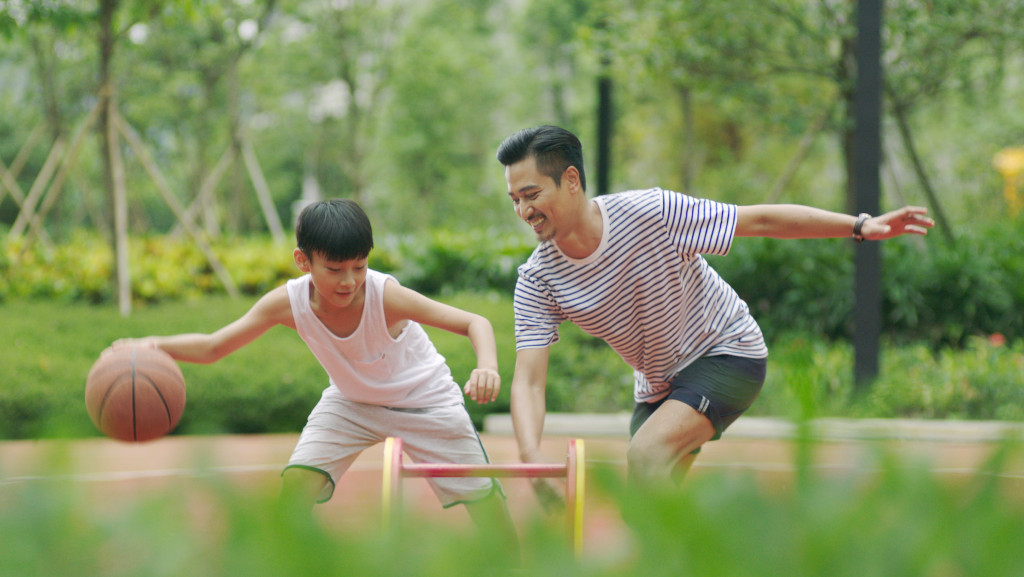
[496,125,587,192]
[295,198,373,262]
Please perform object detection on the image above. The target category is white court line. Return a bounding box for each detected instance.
[0,461,386,486]
[695,461,1024,479]
[5,459,1024,486]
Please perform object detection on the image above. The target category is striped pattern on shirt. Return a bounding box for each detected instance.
[514,187,768,403]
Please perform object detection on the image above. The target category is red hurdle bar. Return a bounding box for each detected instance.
[382,436,586,557]
[400,463,568,478]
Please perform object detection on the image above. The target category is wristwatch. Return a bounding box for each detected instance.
[852,213,870,243]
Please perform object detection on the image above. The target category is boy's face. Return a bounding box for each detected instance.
[294,249,369,310]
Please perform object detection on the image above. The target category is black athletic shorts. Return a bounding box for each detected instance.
[630,355,768,449]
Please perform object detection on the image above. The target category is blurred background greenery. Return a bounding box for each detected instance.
[3,4,1024,575]
[2,0,1024,440]
[2,0,1023,235]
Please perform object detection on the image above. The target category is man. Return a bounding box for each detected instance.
[496,125,933,488]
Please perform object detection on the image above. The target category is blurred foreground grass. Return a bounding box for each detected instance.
[2,438,1023,576]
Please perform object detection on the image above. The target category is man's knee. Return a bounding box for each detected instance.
[627,403,714,482]
[626,436,674,474]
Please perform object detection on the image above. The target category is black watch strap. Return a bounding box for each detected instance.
[852,213,870,243]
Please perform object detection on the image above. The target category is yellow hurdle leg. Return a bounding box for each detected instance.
[381,437,404,533]
[565,438,586,558]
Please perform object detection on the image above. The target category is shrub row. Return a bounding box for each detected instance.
[708,219,1024,348]
[0,228,536,304]
[2,293,1022,442]
[2,220,1021,347]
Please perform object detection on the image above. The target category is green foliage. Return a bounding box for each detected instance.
[543,323,634,414]
[3,289,1024,441]
[0,229,534,306]
[3,443,1024,576]
[709,218,1024,347]
[618,445,1024,577]
[385,229,535,295]
[882,222,1024,347]
[750,333,1024,423]
[709,237,856,342]
[864,337,1024,421]
[3,220,1024,439]
[0,233,299,303]
[6,219,1022,350]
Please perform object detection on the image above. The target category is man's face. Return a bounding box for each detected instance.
[506,156,569,243]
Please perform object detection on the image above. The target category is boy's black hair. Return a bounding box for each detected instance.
[495,125,587,192]
[295,199,373,262]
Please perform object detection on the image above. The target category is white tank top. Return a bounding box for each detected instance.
[286,270,464,408]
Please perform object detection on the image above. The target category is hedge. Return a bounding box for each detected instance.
[2,220,1021,350]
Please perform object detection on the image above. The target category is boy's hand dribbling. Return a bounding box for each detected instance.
[110,337,160,351]
[464,368,501,404]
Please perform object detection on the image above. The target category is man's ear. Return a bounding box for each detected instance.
[293,248,311,272]
[564,166,582,195]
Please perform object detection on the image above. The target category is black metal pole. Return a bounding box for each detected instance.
[853,0,883,388]
[596,67,613,196]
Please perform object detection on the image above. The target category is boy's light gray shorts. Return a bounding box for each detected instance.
[284,385,502,507]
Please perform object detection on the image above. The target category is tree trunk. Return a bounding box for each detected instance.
[97,0,130,316]
[679,84,695,195]
[891,103,954,244]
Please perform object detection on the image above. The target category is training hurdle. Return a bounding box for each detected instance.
[382,437,586,556]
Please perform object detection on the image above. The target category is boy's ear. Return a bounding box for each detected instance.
[293,248,311,272]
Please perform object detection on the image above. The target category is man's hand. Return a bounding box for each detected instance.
[530,477,565,513]
[520,449,565,513]
[863,206,934,240]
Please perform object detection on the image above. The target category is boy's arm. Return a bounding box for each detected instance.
[114,285,294,364]
[735,204,934,240]
[382,280,501,403]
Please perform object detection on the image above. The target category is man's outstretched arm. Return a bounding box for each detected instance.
[735,204,934,241]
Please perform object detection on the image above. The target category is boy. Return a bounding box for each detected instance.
[114,199,517,540]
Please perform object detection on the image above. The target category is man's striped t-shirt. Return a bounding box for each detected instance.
[513,187,768,404]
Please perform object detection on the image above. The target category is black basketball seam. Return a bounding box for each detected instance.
[97,377,125,424]
[140,375,174,426]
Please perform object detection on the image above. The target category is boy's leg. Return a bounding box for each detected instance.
[279,387,374,511]
[392,404,519,551]
[278,467,331,513]
[463,487,520,554]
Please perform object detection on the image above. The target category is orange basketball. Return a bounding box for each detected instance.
[85,346,186,442]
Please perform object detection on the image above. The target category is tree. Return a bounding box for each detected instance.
[378,0,503,228]
[632,0,1024,223]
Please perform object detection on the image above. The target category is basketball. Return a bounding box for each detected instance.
[85,346,186,443]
